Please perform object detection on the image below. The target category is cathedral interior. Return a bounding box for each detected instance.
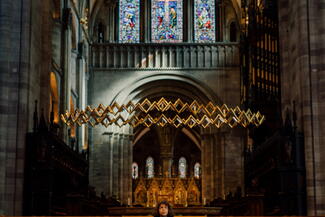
[0,0,324,216]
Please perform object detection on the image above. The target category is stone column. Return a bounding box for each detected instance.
[157,127,175,177]
[201,128,219,202]
[223,128,245,195]
[278,0,325,215]
[0,0,32,215]
[112,132,119,197]
[89,129,111,196]
[215,131,226,199]
[121,133,133,204]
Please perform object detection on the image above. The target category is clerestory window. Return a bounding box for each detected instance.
[118,0,217,43]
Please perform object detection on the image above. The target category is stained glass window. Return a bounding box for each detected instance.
[119,0,140,43]
[194,162,201,178]
[132,162,139,179]
[151,0,183,42]
[194,0,215,42]
[146,156,154,178]
[179,157,187,178]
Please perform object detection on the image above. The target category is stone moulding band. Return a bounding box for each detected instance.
[61,97,265,128]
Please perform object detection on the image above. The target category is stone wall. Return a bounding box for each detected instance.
[0,0,52,214]
[278,0,325,215]
[88,45,243,203]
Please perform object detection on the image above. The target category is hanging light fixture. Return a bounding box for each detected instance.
[61,97,265,128]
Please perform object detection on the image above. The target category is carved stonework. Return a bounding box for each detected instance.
[187,179,201,205]
[133,177,201,207]
[174,179,187,206]
[134,179,147,205]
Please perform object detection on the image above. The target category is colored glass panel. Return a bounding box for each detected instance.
[194,162,201,178]
[179,157,187,178]
[152,0,183,42]
[146,157,154,178]
[194,0,215,42]
[132,162,139,179]
[119,0,140,43]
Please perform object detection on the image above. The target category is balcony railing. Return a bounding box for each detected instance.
[90,43,239,70]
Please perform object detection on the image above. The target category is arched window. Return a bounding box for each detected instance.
[146,156,154,178]
[50,72,59,124]
[69,96,76,139]
[97,22,105,43]
[116,0,220,43]
[119,0,140,43]
[194,0,216,42]
[132,162,139,179]
[179,157,187,178]
[194,162,201,178]
[230,22,237,42]
[151,0,183,42]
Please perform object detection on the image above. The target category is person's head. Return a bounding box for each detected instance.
[154,200,174,217]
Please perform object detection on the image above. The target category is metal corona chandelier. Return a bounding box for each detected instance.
[61,97,265,128]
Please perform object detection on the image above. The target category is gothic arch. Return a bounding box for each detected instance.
[228,0,241,26]
[132,126,201,150]
[103,73,224,134]
[110,74,223,106]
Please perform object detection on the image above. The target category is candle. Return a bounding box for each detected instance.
[203,197,206,205]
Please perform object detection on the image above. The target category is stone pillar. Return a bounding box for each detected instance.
[201,127,245,203]
[278,0,325,215]
[0,0,32,215]
[215,131,226,199]
[120,133,133,204]
[223,128,245,195]
[89,129,110,196]
[157,127,175,177]
[112,132,119,197]
[201,128,219,202]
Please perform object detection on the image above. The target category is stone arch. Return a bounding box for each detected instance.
[132,126,201,150]
[228,0,241,25]
[101,73,224,135]
[224,1,241,42]
[226,18,240,42]
[110,73,223,106]
[89,0,114,42]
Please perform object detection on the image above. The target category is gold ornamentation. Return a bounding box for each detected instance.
[61,97,265,128]
[133,177,201,207]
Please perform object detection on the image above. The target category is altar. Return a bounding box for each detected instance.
[133,177,201,207]
[107,207,223,216]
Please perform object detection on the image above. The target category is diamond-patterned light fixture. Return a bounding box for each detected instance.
[61,97,265,128]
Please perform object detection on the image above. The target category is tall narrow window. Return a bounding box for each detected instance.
[132,162,139,179]
[146,156,154,178]
[50,72,59,124]
[119,0,140,43]
[97,22,105,43]
[194,162,201,178]
[194,0,215,42]
[152,0,183,42]
[179,157,187,178]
